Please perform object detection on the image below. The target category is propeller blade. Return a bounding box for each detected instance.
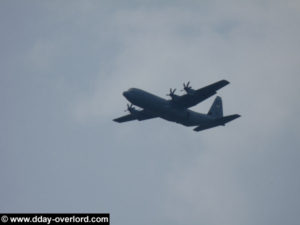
[125,103,134,112]
[167,88,176,96]
[183,81,192,92]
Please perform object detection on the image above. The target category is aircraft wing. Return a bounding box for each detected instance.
[172,80,229,108]
[113,110,157,123]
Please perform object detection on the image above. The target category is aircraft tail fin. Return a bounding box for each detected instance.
[207,96,223,118]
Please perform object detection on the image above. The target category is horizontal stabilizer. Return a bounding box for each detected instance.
[216,114,241,125]
[193,114,241,132]
[193,123,221,132]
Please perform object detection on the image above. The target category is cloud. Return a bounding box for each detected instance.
[1,1,300,225]
[70,3,300,224]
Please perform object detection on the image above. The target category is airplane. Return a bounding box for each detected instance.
[113,80,240,132]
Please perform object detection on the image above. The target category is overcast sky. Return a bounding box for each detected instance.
[1,1,300,225]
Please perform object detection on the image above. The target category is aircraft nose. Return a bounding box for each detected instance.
[123,91,129,98]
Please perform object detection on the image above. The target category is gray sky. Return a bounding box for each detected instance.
[1,1,300,225]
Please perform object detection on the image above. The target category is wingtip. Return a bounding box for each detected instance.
[222,79,230,85]
[234,114,241,119]
[216,79,230,87]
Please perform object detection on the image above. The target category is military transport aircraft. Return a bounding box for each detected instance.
[113,80,240,132]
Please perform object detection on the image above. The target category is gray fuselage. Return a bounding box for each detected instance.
[123,88,214,127]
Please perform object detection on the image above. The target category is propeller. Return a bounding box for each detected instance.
[124,103,135,112]
[181,81,192,92]
[166,88,177,97]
